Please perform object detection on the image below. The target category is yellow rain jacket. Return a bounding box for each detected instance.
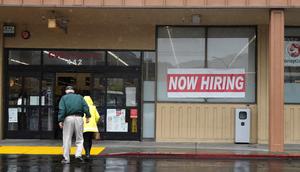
[83,96,100,133]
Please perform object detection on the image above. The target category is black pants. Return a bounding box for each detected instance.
[83,132,93,156]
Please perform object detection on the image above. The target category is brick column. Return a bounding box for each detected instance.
[269,9,285,152]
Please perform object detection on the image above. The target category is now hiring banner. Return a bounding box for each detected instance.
[167,68,246,98]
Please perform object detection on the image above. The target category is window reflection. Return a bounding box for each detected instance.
[42,74,54,106]
[8,50,41,65]
[207,27,256,103]
[9,76,22,106]
[107,78,124,107]
[92,76,105,107]
[157,26,205,102]
[157,26,256,103]
[106,78,138,107]
[43,50,105,66]
[108,51,141,66]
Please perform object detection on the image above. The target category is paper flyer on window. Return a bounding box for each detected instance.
[125,87,136,107]
[106,109,128,132]
[8,108,18,123]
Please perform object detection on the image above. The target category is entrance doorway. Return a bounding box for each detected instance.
[7,72,141,140]
[54,73,141,140]
[5,49,142,140]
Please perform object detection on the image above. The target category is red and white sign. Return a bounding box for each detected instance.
[285,40,300,67]
[130,108,138,119]
[167,68,246,98]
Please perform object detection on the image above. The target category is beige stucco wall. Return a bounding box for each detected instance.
[156,103,257,143]
[4,23,155,50]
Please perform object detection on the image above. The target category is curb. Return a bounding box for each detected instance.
[99,152,300,159]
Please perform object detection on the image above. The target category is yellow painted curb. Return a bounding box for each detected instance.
[0,146,105,155]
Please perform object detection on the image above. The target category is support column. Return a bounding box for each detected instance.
[0,23,3,139]
[269,10,285,152]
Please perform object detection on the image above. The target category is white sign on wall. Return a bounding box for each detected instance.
[167,68,246,98]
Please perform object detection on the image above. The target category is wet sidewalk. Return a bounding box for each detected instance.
[1,139,300,159]
[97,141,300,159]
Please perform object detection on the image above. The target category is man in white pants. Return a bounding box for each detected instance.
[58,86,91,164]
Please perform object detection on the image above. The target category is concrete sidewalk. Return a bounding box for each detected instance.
[1,139,300,159]
[97,141,300,159]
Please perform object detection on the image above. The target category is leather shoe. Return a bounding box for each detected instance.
[61,159,70,164]
[75,157,85,163]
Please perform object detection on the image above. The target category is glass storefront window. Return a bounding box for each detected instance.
[108,51,141,66]
[43,50,105,66]
[157,26,256,103]
[157,26,206,102]
[284,28,300,103]
[142,103,155,138]
[143,52,156,101]
[207,27,256,103]
[8,50,41,65]
[106,78,138,107]
[142,52,156,139]
[92,75,106,107]
[107,78,125,107]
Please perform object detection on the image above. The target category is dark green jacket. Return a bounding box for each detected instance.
[58,93,91,122]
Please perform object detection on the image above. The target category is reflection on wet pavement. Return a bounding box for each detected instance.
[0,155,300,172]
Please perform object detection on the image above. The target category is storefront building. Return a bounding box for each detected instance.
[0,0,299,152]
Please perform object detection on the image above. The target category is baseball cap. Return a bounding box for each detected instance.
[65,86,74,91]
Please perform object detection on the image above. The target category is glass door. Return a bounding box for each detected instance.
[93,73,141,140]
[6,73,55,139]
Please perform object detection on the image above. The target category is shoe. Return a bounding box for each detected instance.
[61,159,70,164]
[75,157,85,163]
[85,155,91,162]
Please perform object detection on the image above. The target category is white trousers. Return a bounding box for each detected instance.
[62,115,84,161]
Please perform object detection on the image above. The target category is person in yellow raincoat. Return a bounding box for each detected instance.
[83,96,100,160]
